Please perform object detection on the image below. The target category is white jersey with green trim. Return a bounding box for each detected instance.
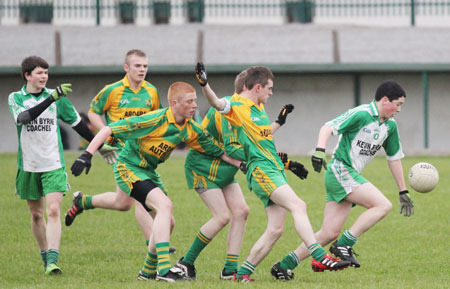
[327,100,404,173]
[8,86,81,172]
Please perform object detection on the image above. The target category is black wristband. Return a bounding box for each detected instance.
[83,151,93,160]
[315,147,326,152]
[399,190,409,195]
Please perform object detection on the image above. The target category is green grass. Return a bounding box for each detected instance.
[0,153,449,289]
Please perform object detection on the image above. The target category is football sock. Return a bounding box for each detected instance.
[280,251,300,270]
[146,240,149,246]
[156,242,171,276]
[223,254,239,273]
[337,230,358,247]
[80,195,94,210]
[236,260,255,277]
[308,243,326,261]
[40,249,47,266]
[141,251,158,277]
[46,249,59,265]
[183,231,211,265]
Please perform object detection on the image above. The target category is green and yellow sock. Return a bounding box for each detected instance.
[156,242,171,276]
[80,195,94,210]
[280,251,300,270]
[223,254,239,273]
[140,251,157,277]
[236,260,255,277]
[308,243,326,261]
[46,249,59,265]
[337,230,358,247]
[40,250,47,266]
[183,231,212,265]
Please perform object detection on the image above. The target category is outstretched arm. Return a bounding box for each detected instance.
[196,62,227,111]
[271,104,294,134]
[311,124,333,173]
[388,159,414,217]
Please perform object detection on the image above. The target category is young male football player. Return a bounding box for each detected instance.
[271,80,414,280]
[70,81,241,282]
[195,63,350,282]
[65,49,176,253]
[8,56,115,275]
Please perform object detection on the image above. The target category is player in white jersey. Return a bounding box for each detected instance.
[8,56,116,276]
[271,80,415,280]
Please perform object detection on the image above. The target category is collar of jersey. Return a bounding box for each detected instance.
[21,85,50,98]
[369,100,380,117]
[122,75,143,93]
[232,93,263,110]
[166,106,189,129]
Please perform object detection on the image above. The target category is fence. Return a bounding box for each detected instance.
[0,1,449,26]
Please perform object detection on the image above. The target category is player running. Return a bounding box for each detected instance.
[196,63,350,282]
[70,81,241,282]
[176,69,307,280]
[271,80,414,281]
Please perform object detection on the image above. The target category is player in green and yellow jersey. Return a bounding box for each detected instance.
[70,81,241,282]
[65,50,173,252]
[196,63,350,282]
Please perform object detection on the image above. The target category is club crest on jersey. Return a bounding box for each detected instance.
[132,122,141,130]
[251,116,260,122]
[145,100,150,107]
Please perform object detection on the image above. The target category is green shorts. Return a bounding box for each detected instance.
[114,160,167,195]
[248,165,288,208]
[185,150,238,193]
[15,168,68,200]
[324,159,368,203]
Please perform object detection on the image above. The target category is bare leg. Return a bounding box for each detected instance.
[45,192,63,250]
[27,198,47,250]
[90,184,134,211]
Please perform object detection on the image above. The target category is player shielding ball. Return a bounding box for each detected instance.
[271,80,414,280]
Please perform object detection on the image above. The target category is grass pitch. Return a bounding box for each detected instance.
[0,152,448,289]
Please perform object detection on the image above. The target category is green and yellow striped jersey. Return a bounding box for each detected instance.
[222,93,284,174]
[109,107,224,170]
[89,75,161,125]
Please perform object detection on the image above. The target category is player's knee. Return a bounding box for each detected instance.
[380,200,392,216]
[266,226,284,241]
[30,209,44,222]
[154,198,173,215]
[116,201,133,211]
[232,204,249,221]
[215,212,231,228]
[46,203,60,219]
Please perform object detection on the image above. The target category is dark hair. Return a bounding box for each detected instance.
[375,80,406,101]
[21,56,49,81]
[125,49,147,64]
[244,66,274,90]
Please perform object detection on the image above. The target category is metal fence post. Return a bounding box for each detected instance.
[411,0,415,26]
[96,0,101,26]
[422,71,429,149]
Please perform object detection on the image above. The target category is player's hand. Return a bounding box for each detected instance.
[275,104,294,126]
[311,148,327,173]
[51,83,72,101]
[98,144,118,165]
[106,136,118,146]
[71,151,92,176]
[399,190,414,217]
[289,160,309,180]
[195,62,208,87]
[277,152,288,164]
[239,162,247,174]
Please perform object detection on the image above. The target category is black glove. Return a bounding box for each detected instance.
[399,190,414,217]
[289,160,308,180]
[239,162,247,174]
[311,147,327,173]
[71,151,93,176]
[275,104,294,126]
[277,152,288,164]
[195,62,208,87]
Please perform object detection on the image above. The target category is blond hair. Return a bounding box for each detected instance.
[125,49,147,65]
